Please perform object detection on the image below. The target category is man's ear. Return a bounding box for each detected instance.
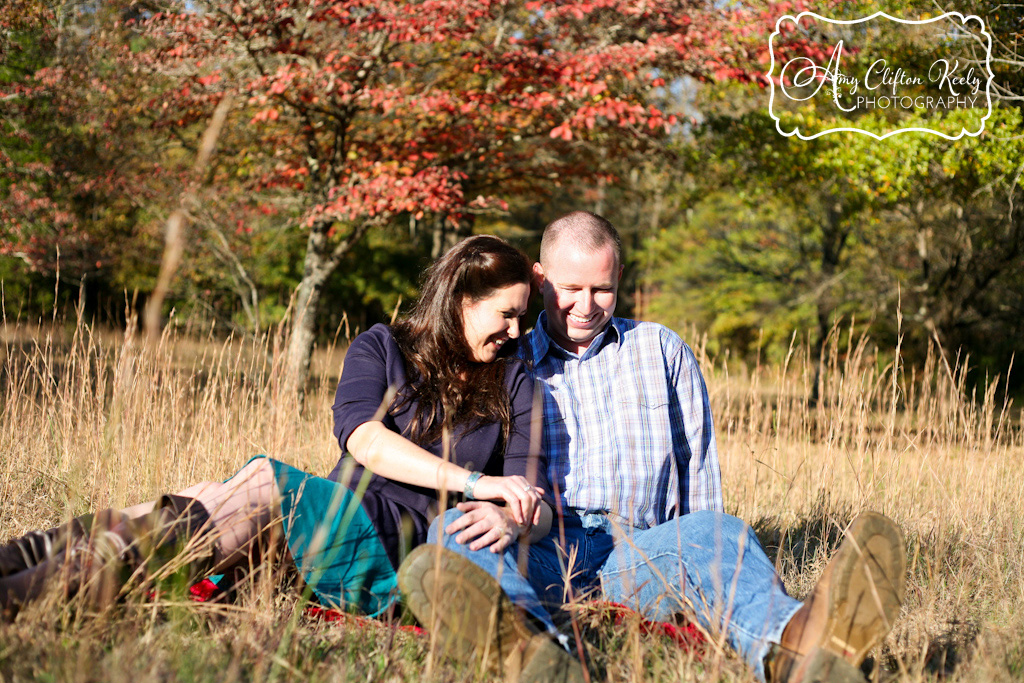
[532,262,545,291]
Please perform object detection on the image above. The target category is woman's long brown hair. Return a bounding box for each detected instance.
[390,235,531,448]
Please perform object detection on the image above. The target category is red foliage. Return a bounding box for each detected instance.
[0,1,169,275]
[188,579,703,653]
[1,0,838,312]
[117,0,793,234]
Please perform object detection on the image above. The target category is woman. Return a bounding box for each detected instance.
[0,235,553,618]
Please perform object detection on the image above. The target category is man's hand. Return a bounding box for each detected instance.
[445,501,523,553]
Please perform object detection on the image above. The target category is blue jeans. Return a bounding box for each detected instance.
[428,509,802,681]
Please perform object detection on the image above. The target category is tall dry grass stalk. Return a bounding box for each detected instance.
[1,308,1022,681]
[0,307,346,535]
[693,321,1024,682]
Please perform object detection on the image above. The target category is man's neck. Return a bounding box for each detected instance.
[541,316,614,356]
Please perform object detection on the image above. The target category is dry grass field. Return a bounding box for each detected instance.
[1,310,1022,683]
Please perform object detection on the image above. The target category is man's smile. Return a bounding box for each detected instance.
[568,312,598,324]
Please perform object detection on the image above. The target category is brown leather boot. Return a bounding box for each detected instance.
[0,512,96,578]
[2,495,213,618]
[124,494,214,583]
[0,509,125,619]
[66,494,214,609]
[767,511,906,683]
[397,545,585,683]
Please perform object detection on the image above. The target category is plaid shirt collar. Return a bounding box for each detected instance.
[528,311,623,363]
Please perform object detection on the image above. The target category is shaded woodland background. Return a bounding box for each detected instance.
[2,0,1022,395]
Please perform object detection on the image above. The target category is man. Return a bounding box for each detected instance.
[398,211,905,683]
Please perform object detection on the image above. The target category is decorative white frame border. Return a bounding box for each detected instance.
[765,11,994,140]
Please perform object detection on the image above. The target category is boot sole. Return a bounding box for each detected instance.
[397,544,584,683]
[798,647,866,683]
[821,511,906,664]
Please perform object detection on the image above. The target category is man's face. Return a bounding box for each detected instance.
[534,239,621,354]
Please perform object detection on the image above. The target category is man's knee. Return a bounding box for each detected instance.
[631,511,752,557]
[676,509,747,535]
[426,508,465,546]
[638,510,725,541]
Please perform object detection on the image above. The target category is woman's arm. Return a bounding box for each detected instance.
[347,420,472,493]
[347,421,542,526]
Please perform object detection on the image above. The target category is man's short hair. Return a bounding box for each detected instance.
[539,211,622,268]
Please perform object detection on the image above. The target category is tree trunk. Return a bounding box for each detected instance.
[281,218,373,403]
[810,201,847,406]
[283,264,329,404]
[430,214,474,259]
[809,300,830,408]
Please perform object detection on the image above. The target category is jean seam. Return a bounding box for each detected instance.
[600,549,686,579]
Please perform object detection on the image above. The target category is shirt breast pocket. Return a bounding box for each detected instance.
[614,391,671,463]
[618,380,670,410]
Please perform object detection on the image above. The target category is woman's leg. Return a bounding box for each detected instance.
[69,457,284,573]
[119,501,158,519]
[2,458,281,579]
[1,457,284,615]
[161,457,283,571]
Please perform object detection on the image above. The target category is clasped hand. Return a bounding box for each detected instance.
[446,474,544,553]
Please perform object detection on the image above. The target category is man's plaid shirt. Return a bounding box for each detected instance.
[520,313,723,529]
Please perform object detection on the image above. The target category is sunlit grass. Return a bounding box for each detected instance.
[1,308,1021,682]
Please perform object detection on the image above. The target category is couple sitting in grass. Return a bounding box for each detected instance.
[0,212,905,683]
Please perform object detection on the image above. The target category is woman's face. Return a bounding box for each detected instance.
[461,282,531,363]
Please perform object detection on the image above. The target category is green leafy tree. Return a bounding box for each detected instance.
[641,0,1024,381]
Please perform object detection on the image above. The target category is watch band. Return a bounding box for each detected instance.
[464,471,483,500]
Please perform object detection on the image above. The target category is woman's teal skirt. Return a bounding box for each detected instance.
[251,456,399,616]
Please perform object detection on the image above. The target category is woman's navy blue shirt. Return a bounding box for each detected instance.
[328,323,549,568]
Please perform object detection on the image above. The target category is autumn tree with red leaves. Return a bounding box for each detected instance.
[1,0,170,305]
[1,1,112,279]
[126,0,796,398]
[6,0,807,397]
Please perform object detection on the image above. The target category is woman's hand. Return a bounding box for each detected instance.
[468,474,544,527]
[445,501,522,553]
[346,424,546,525]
